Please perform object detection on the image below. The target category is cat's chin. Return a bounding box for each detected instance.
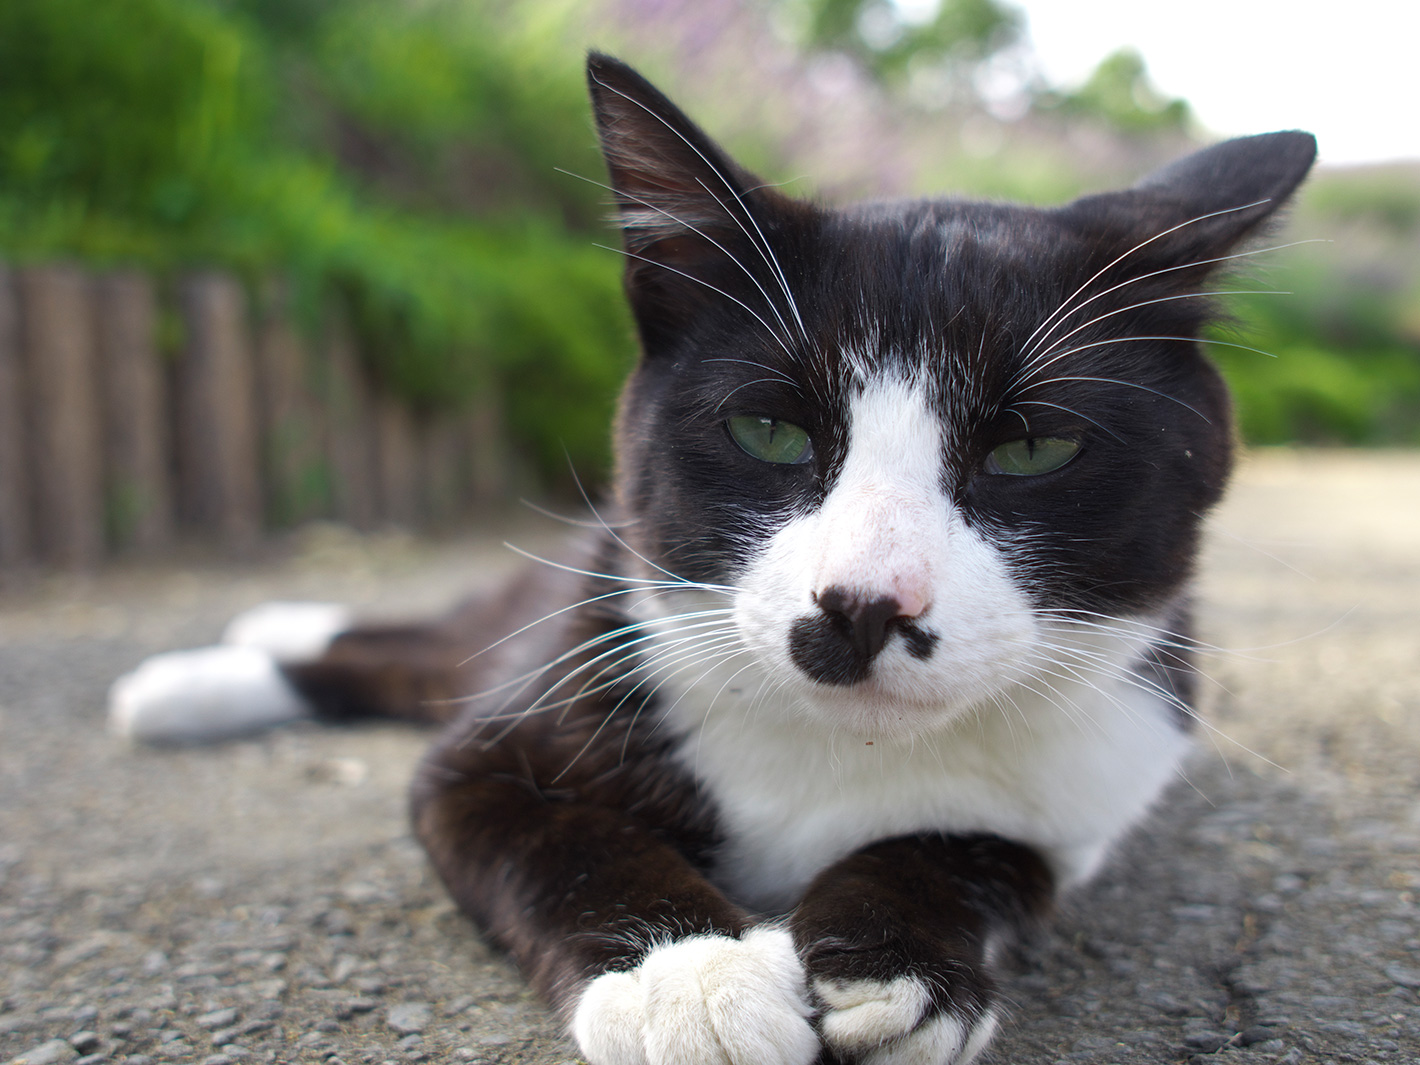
[790,675,987,741]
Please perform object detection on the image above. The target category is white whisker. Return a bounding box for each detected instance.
[1018,206,1282,365]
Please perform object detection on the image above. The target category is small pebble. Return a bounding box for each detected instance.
[198,1009,239,1031]
[0,1014,37,1036]
[1384,962,1420,988]
[320,910,355,936]
[386,1003,431,1035]
[1182,1030,1229,1053]
[442,997,475,1018]
[67,1034,101,1055]
[7,1039,78,1065]
[1237,1025,1277,1046]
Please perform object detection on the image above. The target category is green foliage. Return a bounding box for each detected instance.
[0,0,631,490]
[784,0,1022,97]
[1212,242,1420,447]
[0,0,265,223]
[1216,337,1420,445]
[1034,49,1191,134]
[1305,168,1420,235]
[3,0,1416,468]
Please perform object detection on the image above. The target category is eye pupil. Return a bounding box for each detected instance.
[727,415,812,465]
[988,436,1079,477]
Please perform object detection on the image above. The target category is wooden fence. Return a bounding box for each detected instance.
[0,264,507,572]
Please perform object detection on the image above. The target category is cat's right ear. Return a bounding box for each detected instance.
[586,54,809,352]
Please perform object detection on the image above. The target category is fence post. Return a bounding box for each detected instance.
[255,282,329,527]
[374,394,420,528]
[418,414,465,528]
[0,266,30,571]
[94,271,173,552]
[323,321,377,530]
[465,380,508,504]
[17,265,105,569]
[174,272,262,548]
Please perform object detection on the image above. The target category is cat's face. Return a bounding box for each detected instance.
[589,55,1315,736]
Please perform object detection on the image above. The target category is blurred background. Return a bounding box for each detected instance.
[1,0,1417,571]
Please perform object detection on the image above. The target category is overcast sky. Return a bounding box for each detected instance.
[1009,0,1419,167]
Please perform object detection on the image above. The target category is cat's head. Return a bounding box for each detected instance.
[587,54,1315,736]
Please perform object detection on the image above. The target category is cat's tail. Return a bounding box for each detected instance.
[107,576,539,744]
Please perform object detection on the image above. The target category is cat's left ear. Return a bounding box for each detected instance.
[1062,131,1317,270]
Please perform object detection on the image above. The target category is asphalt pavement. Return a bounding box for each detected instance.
[1,450,1417,1065]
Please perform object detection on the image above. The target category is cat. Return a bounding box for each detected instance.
[109,53,1317,1065]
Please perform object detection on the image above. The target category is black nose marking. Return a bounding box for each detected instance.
[787,586,938,686]
[814,587,903,661]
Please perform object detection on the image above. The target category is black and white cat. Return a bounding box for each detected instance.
[110,54,1316,1065]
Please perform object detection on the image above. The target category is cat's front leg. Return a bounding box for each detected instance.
[791,833,1054,1065]
[412,726,818,1065]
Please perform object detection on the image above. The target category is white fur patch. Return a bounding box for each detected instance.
[816,976,998,1065]
[868,1010,997,1065]
[221,601,351,662]
[816,975,931,1051]
[571,927,817,1065]
[108,645,310,744]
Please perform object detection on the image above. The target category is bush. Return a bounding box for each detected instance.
[0,0,633,491]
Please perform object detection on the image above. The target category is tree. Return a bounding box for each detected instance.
[782,0,1023,104]
[1033,48,1191,134]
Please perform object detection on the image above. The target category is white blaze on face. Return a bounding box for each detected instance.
[733,376,1037,734]
[809,377,940,619]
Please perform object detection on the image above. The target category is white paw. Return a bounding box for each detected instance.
[816,976,998,1065]
[221,601,351,662]
[108,645,310,744]
[572,927,818,1065]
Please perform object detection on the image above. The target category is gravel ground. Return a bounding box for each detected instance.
[1,449,1417,1065]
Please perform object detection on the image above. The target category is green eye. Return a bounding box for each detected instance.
[726,415,813,465]
[987,436,1080,476]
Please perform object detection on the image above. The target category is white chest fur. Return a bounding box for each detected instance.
[669,647,1190,912]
